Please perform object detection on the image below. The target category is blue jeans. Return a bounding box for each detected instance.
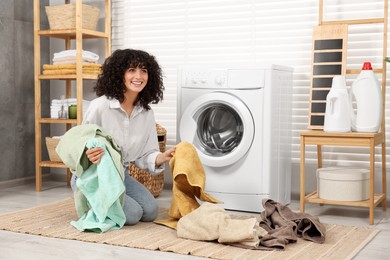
[70,167,159,225]
[122,167,159,225]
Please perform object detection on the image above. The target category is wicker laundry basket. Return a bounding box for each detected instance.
[45,137,62,162]
[45,4,100,30]
[129,124,167,197]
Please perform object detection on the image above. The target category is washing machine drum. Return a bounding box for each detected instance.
[180,92,254,167]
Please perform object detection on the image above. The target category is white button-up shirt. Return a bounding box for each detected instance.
[82,95,163,174]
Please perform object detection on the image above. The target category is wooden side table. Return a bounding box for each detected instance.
[300,130,387,224]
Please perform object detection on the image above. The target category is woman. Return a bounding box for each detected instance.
[71,49,175,225]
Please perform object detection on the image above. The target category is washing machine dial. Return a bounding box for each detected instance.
[215,76,225,86]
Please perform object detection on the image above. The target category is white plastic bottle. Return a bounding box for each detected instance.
[324,75,351,132]
[350,62,382,132]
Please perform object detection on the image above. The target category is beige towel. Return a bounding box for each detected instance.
[42,69,101,75]
[177,202,268,248]
[155,141,221,228]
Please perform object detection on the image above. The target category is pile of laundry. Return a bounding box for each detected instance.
[43,49,101,75]
[50,97,90,119]
[174,199,326,250]
[155,142,326,251]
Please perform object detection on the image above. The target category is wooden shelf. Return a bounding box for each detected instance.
[38,29,108,39]
[34,0,111,192]
[304,191,387,208]
[39,118,77,124]
[300,130,387,225]
[39,74,99,80]
[300,130,385,146]
[322,17,385,26]
[39,161,68,168]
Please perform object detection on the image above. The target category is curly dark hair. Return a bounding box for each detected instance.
[94,49,164,110]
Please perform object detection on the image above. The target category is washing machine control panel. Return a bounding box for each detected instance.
[182,67,265,89]
[184,69,228,88]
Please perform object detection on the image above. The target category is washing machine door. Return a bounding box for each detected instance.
[180,92,254,167]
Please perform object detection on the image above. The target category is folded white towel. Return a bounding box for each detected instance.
[51,99,80,109]
[52,57,98,65]
[53,49,99,61]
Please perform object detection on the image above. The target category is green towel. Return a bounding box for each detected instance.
[55,124,123,179]
[70,138,126,232]
[56,124,126,232]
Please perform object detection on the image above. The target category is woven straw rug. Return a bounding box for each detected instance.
[0,198,378,260]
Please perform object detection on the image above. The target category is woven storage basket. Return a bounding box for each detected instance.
[129,124,167,197]
[45,4,100,30]
[45,137,62,162]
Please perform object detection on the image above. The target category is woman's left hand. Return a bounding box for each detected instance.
[156,146,176,167]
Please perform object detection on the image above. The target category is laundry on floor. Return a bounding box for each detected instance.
[177,202,268,249]
[153,141,326,250]
[42,63,102,75]
[174,199,326,250]
[154,141,221,229]
[52,49,100,64]
[259,199,326,245]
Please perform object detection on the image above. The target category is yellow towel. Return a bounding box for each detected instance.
[43,63,102,70]
[155,141,221,229]
[42,69,101,75]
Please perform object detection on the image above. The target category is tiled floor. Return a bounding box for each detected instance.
[0,179,389,260]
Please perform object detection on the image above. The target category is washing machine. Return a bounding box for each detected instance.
[177,64,293,212]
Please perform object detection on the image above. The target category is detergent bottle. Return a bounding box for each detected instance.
[350,62,382,132]
[324,75,351,132]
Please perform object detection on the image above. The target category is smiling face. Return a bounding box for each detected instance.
[123,67,148,94]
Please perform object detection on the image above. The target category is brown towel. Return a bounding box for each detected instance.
[259,199,326,249]
[155,141,221,228]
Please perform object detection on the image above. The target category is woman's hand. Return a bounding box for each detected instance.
[155,146,176,167]
[85,147,104,164]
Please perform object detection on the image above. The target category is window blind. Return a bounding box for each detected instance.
[111,0,389,169]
